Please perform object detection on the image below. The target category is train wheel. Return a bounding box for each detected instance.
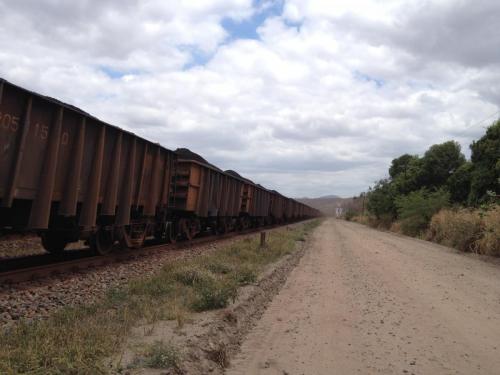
[167,222,177,244]
[237,217,247,231]
[91,229,115,255]
[228,218,236,232]
[210,220,219,235]
[119,224,147,249]
[217,218,227,234]
[179,218,193,241]
[154,222,176,244]
[41,232,67,254]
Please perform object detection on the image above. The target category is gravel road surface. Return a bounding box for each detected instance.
[227,219,500,375]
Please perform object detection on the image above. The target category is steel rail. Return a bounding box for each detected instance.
[0,222,298,285]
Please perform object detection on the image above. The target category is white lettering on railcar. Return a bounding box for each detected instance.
[0,112,19,132]
[1,112,69,145]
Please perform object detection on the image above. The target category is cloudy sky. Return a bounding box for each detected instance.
[1,0,498,197]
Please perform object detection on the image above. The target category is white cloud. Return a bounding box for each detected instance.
[0,0,498,197]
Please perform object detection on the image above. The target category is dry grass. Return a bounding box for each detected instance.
[351,215,371,226]
[475,206,500,256]
[351,214,392,230]
[428,206,500,255]
[428,209,482,252]
[389,221,402,234]
[352,205,500,256]
[0,219,321,374]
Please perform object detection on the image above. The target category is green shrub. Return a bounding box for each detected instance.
[344,209,357,221]
[133,341,181,369]
[173,266,214,286]
[203,259,234,274]
[395,189,449,236]
[191,278,238,311]
[129,275,175,297]
[367,178,398,220]
[232,264,258,285]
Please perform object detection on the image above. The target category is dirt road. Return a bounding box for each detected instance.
[227,219,500,375]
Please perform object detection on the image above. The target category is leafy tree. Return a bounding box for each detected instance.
[395,189,450,236]
[391,156,425,195]
[366,179,397,220]
[389,154,419,179]
[362,120,499,233]
[447,162,473,204]
[421,141,466,188]
[469,120,500,204]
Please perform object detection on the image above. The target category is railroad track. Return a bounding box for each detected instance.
[0,249,92,273]
[0,224,286,285]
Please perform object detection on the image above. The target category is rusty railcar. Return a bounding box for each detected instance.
[294,201,301,218]
[0,78,321,255]
[171,150,244,239]
[285,200,291,220]
[291,200,300,220]
[269,190,287,224]
[239,182,272,227]
[296,201,303,219]
[283,197,292,222]
[297,202,305,219]
[0,78,177,254]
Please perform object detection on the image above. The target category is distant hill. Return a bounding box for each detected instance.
[296,195,351,216]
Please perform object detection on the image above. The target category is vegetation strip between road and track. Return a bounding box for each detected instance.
[0,224,294,284]
[0,220,320,375]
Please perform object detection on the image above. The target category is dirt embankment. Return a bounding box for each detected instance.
[116,228,313,374]
[228,219,500,375]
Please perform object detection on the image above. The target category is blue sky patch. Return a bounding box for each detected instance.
[222,0,285,41]
[284,18,302,32]
[354,70,385,88]
[184,1,286,69]
[181,45,215,70]
[100,66,141,79]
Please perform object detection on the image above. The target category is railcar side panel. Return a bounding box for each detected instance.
[0,79,176,234]
[173,159,244,218]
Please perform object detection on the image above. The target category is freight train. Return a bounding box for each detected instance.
[0,78,320,255]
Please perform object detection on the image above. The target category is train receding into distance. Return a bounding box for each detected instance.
[0,78,320,255]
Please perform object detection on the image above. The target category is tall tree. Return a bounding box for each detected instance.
[421,141,466,188]
[447,162,473,204]
[469,120,500,204]
[392,156,425,195]
[367,179,397,220]
[389,154,419,179]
